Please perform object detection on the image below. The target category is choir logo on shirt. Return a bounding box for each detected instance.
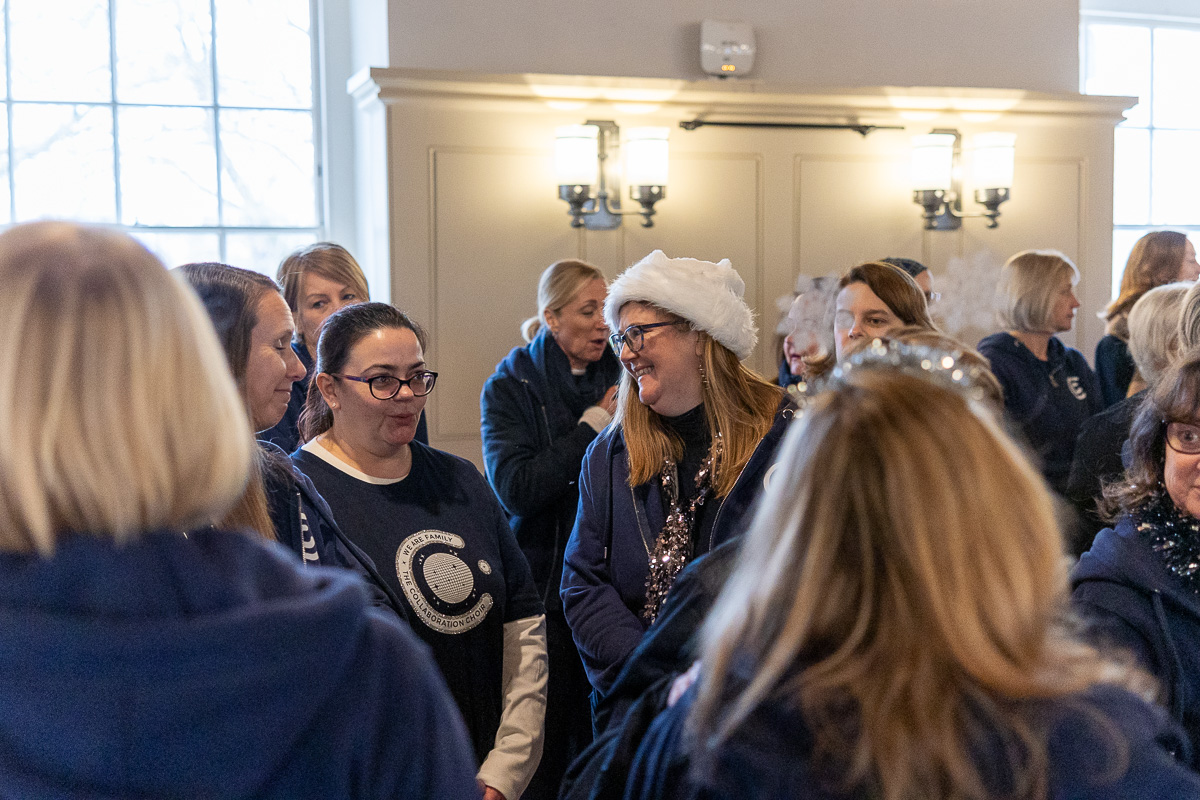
[396,530,493,635]
[1067,376,1087,401]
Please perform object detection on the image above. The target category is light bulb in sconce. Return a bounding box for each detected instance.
[910,132,955,192]
[971,132,1015,225]
[625,127,669,226]
[554,120,667,229]
[910,129,1014,230]
[555,124,599,186]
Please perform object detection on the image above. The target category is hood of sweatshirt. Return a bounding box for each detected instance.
[0,527,374,798]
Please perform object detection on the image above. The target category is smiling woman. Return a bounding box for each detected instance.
[296,302,549,800]
[1074,354,1200,767]
[560,250,789,701]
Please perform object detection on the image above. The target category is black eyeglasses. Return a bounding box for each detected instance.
[333,371,438,399]
[609,321,684,355]
[1166,421,1200,455]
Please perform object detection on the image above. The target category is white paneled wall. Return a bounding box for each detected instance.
[351,69,1133,466]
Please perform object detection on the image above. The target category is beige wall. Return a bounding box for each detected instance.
[387,0,1080,93]
[351,69,1132,466]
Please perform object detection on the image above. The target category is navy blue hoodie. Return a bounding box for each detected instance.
[1073,514,1200,767]
[624,682,1200,799]
[561,402,791,694]
[978,332,1102,494]
[0,528,479,799]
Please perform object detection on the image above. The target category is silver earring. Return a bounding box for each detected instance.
[699,361,709,388]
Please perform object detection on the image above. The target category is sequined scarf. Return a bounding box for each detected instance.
[642,437,722,625]
[1135,491,1200,595]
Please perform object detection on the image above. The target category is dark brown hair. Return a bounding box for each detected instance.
[300,302,427,442]
[174,261,283,542]
[1102,355,1200,519]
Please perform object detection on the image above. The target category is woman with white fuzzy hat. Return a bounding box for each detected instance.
[560,250,790,697]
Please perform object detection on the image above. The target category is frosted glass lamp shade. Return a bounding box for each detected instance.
[625,127,669,186]
[972,132,1016,190]
[555,125,599,185]
[911,133,956,192]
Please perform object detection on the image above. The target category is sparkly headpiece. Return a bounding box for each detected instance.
[785,338,995,408]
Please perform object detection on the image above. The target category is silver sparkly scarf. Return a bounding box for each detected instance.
[642,437,722,625]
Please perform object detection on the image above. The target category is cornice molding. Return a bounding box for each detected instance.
[348,67,1136,124]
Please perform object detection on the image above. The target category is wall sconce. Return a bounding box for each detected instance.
[911,129,1015,230]
[555,121,668,229]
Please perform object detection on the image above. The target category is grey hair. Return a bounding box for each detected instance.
[1128,282,1189,386]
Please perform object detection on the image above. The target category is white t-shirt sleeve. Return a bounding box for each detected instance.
[475,614,549,800]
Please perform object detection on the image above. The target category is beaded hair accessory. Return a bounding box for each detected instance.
[786,338,995,408]
[642,435,723,625]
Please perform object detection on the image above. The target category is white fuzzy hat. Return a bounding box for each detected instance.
[605,250,757,360]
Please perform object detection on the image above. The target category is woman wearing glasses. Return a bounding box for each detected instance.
[1074,354,1200,765]
[176,262,403,618]
[480,259,621,798]
[561,251,789,698]
[293,302,548,800]
[0,224,478,799]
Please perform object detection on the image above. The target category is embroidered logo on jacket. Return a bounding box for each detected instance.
[1067,376,1087,400]
[396,530,493,634]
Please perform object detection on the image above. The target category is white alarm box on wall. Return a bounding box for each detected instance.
[701,20,756,77]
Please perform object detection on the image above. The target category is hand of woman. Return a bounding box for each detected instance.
[599,384,619,416]
[481,785,507,800]
[668,660,702,707]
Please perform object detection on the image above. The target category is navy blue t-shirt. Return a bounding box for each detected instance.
[293,439,543,765]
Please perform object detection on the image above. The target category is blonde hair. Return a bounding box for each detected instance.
[521,259,606,342]
[0,222,251,554]
[617,317,780,497]
[996,250,1079,333]
[276,242,370,349]
[1127,282,1189,386]
[1105,231,1189,338]
[691,366,1146,800]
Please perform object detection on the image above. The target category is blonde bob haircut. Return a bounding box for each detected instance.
[276,242,370,349]
[690,364,1146,800]
[521,258,606,343]
[996,249,1080,333]
[616,313,780,497]
[0,222,251,555]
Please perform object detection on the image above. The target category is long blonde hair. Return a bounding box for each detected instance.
[690,366,1146,800]
[618,321,780,497]
[0,223,251,554]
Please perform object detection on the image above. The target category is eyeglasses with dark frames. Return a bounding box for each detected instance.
[1166,420,1200,455]
[333,371,438,399]
[609,321,684,355]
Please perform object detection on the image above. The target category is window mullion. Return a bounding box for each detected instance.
[108,0,121,226]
